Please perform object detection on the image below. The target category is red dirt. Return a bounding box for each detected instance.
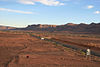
[0,31,100,67]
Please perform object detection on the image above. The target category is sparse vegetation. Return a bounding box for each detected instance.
[0,31,100,67]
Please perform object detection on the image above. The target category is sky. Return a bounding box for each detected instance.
[0,0,100,27]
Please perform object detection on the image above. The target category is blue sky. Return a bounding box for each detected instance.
[0,0,100,27]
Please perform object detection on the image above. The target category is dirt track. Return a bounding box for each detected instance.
[0,32,100,67]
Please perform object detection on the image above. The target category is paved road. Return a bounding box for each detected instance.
[29,33,100,57]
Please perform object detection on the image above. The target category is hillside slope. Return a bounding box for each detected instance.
[14,23,100,34]
[0,25,16,30]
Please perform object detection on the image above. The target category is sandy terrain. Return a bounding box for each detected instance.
[0,31,100,67]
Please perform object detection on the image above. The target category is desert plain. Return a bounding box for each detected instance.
[0,31,100,67]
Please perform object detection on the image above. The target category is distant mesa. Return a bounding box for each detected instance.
[24,22,100,34]
[27,24,57,28]
[0,25,16,30]
[65,23,77,26]
[1,22,100,34]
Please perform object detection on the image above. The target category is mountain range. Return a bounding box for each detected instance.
[1,23,100,34]
[0,25,16,30]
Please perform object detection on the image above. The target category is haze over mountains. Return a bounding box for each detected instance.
[0,25,15,30]
[1,23,100,34]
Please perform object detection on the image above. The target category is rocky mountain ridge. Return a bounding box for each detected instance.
[1,23,100,34]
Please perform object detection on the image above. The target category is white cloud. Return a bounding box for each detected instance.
[0,8,33,14]
[18,0,35,5]
[59,3,65,5]
[94,11,100,14]
[87,5,94,9]
[0,0,64,6]
[18,0,64,6]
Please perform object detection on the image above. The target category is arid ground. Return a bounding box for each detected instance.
[0,31,100,67]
